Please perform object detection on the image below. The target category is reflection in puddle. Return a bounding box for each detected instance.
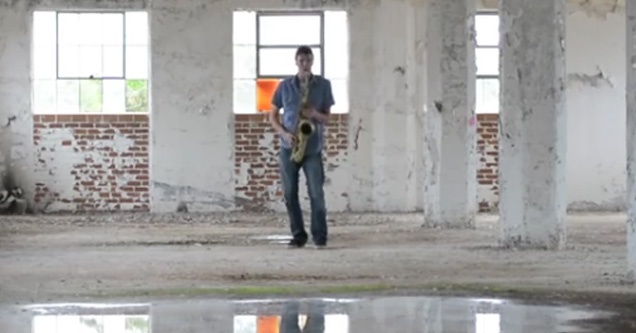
[248,234,293,244]
[32,315,150,333]
[234,314,348,333]
[7,296,625,333]
[475,313,500,333]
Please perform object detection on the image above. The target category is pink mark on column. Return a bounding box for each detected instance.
[469,115,476,127]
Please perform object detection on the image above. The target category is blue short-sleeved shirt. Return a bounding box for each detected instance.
[271,75,335,155]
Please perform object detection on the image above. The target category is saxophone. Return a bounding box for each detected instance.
[290,76,315,163]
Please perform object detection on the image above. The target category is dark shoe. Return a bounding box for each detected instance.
[313,242,327,250]
[287,239,306,249]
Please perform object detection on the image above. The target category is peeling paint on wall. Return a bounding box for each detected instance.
[568,68,614,87]
[568,0,622,18]
[33,115,150,212]
[234,114,348,212]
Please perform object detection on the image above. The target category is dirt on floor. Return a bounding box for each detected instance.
[0,212,634,305]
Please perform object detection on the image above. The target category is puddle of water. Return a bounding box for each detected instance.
[0,296,632,332]
[248,234,292,244]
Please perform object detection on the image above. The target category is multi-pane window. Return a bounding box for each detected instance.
[475,13,499,114]
[32,11,150,114]
[233,10,349,114]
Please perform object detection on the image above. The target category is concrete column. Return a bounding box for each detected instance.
[627,0,636,281]
[150,0,235,212]
[0,306,31,333]
[347,0,425,212]
[0,1,34,206]
[423,0,477,228]
[498,0,567,249]
[151,300,233,332]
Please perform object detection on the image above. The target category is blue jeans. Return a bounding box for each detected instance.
[280,301,326,333]
[279,148,327,245]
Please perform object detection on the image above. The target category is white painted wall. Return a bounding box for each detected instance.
[477,0,629,212]
[566,8,627,211]
[0,0,632,213]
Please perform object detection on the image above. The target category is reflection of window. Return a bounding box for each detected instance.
[233,10,349,114]
[475,313,501,333]
[32,314,150,332]
[475,13,499,114]
[233,314,349,332]
[32,11,150,114]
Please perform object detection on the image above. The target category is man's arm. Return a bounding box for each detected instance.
[269,84,287,135]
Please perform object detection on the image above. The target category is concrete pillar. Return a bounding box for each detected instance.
[0,1,34,205]
[347,0,426,212]
[151,300,233,332]
[150,0,235,212]
[498,0,567,249]
[422,0,477,228]
[627,0,636,281]
[0,306,31,333]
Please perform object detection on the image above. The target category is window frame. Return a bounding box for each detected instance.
[475,11,499,81]
[255,10,326,79]
[475,11,499,114]
[32,9,150,114]
[55,11,128,81]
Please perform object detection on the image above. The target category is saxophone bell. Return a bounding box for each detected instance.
[299,120,314,136]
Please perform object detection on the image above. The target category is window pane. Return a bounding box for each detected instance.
[329,78,348,114]
[126,79,148,112]
[33,80,57,114]
[476,78,499,114]
[80,80,103,112]
[256,79,280,112]
[102,13,124,46]
[103,80,126,113]
[58,45,80,78]
[126,12,149,46]
[33,11,56,46]
[258,15,321,46]
[58,13,80,45]
[33,45,56,79]
[103,45,124,77]
[233,11,256,45]
[324,11,348,79]
[125,46,148,79]
[476,48,499,76]
[79,13,103,45]
[259,47,321,76]
[57,80,80,113]
[475,14,499,46]
[234,79,256,114]
[80,46,103,78]
[234,45,256,79]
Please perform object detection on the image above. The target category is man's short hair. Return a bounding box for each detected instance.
[295,45,313,58]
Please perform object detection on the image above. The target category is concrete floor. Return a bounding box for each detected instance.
[0,212,633,305]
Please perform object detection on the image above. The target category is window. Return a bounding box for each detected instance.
[233,10,349,114]
[33,314,150,333]
[233,314,349,332]
[475,313,500,333]
[32,11,150,114]
[475,13,499,114]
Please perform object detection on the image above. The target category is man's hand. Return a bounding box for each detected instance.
[302,108,328,123]
[281,131,296,145]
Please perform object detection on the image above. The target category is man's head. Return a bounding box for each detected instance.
[295,45,314,76]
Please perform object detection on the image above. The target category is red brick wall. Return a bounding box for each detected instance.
[33,114,150,212]
[30,113,499,213]
[234,113,348,210]
[476,114,499,212]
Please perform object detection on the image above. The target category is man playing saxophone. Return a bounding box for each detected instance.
[269,45,335,249]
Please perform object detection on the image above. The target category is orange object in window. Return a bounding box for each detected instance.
[257,79,281,112]
[257,316,280,333]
